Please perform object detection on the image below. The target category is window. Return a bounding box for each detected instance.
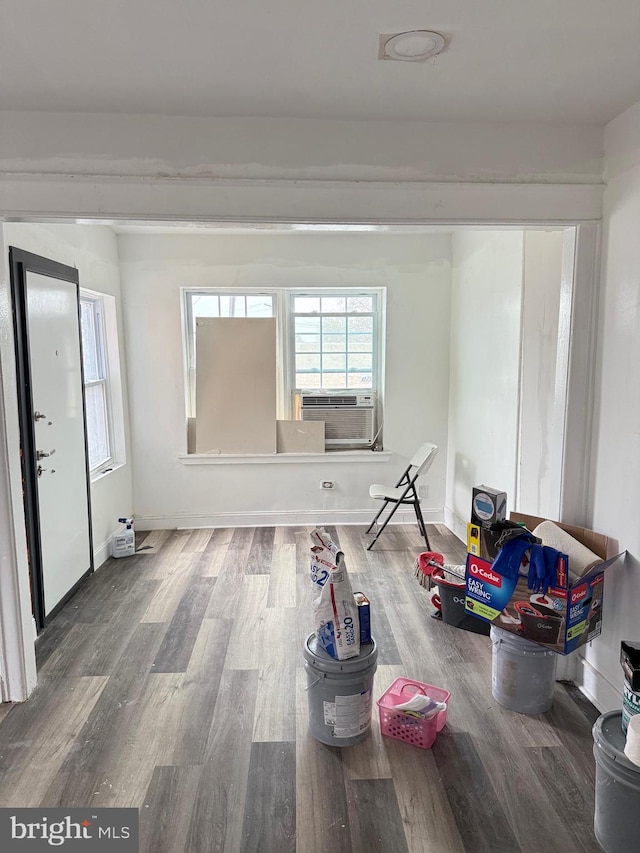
[80,295,112,471]
[183,287,384,424]
[291,293,378,391]
[184,291,276,417]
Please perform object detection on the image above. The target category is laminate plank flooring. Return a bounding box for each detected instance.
[246,526,276,575]
[0,523,604,852]
[346,778,409,853]
[152,577,216,673]
[241,742,296,853]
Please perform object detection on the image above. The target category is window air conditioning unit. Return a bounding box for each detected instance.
[300,394,376,447]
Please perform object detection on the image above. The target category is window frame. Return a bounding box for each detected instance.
[286,288,381,396]
[183,288,280,419]
[182,286,385,422]
[79,292,113,473]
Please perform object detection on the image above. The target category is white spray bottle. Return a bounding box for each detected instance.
[111,517,135,558]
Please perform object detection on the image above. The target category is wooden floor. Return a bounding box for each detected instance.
[0,525,601,853]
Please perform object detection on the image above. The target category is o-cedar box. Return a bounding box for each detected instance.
[464,513,624,655]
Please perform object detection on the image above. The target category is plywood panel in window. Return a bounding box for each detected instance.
[276,420,324,453]
[195,318,276,454]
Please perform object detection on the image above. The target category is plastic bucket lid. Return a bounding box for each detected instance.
[593,710,640,788]
[303,633,378,674]
[490,625,557,656]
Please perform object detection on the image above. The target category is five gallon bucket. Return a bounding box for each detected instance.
[593,710,640,852]
[490,626,557,714]
[303,633,378,746]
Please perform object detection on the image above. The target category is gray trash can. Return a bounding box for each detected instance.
[303,633,378,746]
[593,710,640,852]
[490,626,557,714]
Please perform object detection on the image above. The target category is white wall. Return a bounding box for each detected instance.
[577,98,640,709]
[0,113,604,226]
[517,231,565,518]
[2,223,133,567]
[118,232,452,528]
[0,113,603,184]
[445,232,524,537]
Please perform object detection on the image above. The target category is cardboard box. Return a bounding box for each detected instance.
[621,641,640,691]
[464,512,624,655]
[354,592,371,645]
[471,486,507,529]
[467,520,533,562]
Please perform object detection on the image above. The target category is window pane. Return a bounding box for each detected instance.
[348,353,372,371]
[85,383,110,468]
[246,295,273,317]
[347,296,373,313]
[191,294,220,317]
[295,334,320,353]
[348,333,373,353]
[80,301,99,381]
[295,316,320,336]
[294,296,320,313]
[323,373,346,389]
[321,296,346,313]
[347,373,373,389]
[348,315,373,334]
[323,334,346,352]
[348,317,373,352]
[323,353,346,371]
[219,295,246,317]
[296,354,321,372]
[322,316,346,335]
[297,372,321,389]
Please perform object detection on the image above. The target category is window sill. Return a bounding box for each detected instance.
[90,461,126,483]
[178,450,392,465]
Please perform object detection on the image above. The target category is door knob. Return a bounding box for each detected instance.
[37,465,56,477]
[34,411,47,421]
[36,449,56,460]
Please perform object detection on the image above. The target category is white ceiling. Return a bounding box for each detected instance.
[1,1,639,125]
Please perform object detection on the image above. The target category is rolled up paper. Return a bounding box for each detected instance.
[532,520,601,579]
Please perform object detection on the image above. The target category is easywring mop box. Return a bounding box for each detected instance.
[464,512,624,655]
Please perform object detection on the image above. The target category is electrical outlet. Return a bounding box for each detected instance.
[418,484,429,499]
[320,480,335,490]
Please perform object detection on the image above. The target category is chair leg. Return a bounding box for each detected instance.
[414,499,430,549]
[366,499,401,550]
[366,500,389,534]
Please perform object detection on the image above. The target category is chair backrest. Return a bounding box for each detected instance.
[410,442,438,477]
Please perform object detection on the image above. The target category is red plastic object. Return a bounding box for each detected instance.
[415,552,444,580]
[377,677,451,749]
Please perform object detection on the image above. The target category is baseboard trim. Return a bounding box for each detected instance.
[444,505,467,544]
[135,507,445,530]
[575,653,621,713]
[93,540,110,570]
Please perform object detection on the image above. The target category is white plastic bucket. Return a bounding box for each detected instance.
[490,626,557,714]
[593,710,640,852]
[303,633,378,746]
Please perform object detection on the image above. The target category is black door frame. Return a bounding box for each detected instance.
[9,247,94,633]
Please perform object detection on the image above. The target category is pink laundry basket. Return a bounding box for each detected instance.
[377,677,451,749]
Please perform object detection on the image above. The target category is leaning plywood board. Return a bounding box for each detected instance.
[276,420,325,453]
[195,317,276,454]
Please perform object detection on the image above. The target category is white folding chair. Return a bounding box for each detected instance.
[365,442,438,550]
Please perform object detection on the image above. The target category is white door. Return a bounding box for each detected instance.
[10,250,93,628]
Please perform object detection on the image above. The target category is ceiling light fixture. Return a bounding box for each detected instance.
[382,30,445,62]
